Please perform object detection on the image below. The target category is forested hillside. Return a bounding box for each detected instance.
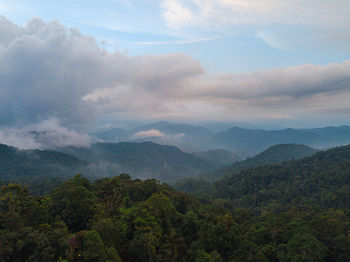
[194,149,240,168]
[2,174,350,261]
[178,144,350,214]
[202,144,318,180]
[61,142,217,182]
[0,144,85,194]
[0,142,221,189]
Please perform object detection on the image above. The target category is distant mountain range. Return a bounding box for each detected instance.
[93,121,215,152]
[94,122,350,153]
[208,126,350,153]
[3,121,350,189]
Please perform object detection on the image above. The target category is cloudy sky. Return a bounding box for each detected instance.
[0,0,350,148]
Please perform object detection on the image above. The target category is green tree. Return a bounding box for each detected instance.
[50,175,96,231]
[277,233,328,262]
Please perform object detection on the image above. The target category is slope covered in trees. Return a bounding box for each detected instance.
[0,141,221,188]
[203,144,318,180]
[179,144,350,214]
[0,144,86,194]
[193,149,240,168]
[60,142,218,182]
[2,174,350,261]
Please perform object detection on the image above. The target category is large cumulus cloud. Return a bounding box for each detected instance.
[0,16,109,127]
[0,15,204,147]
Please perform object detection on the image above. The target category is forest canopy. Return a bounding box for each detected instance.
[1,170,350,262]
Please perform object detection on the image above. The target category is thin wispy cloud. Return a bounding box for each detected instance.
[160,0,350,51]
[0,3,8,12]
[161,0,350,28]
[136,36,220,45]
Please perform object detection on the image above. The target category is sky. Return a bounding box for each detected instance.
[0,0,350,148]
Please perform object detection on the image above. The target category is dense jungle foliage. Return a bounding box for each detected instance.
[176,145,350,215]
[2,170,350,261]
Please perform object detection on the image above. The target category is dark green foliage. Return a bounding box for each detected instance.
[211,145,350,211]
[178,144,350,213]
[50,175,97,231]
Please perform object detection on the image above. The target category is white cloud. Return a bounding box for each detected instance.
[136,36,219,45]
[161,0,195,28]
[0,128,41,150]
[256,31,289,50]
[133,129,165,139]
[0,118,91,149]
[160,0,350,50]
[161,0,350,28]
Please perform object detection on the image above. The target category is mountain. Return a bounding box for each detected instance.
[60,141,218,182]
[203,144,318,180]
[180,144,350,212]
[209,125,350,153]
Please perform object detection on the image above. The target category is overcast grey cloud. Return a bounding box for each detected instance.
[1,15,350,148]
[86,59,350,121]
